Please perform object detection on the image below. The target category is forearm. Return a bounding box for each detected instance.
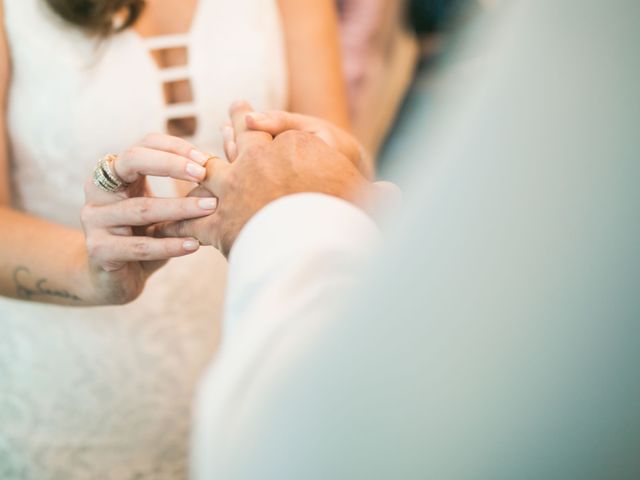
[278,0,351,130]
[0,206,94,305]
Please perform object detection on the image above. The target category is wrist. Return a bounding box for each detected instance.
[69,239,102,305]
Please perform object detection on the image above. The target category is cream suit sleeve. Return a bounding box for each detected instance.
[191,192,380,479]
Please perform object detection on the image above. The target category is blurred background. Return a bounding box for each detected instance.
[337,0,481,168]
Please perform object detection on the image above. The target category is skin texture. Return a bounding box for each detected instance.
[0,0,351,305]
[155,102,387,258]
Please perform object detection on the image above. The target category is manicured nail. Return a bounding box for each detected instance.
[183,239,199,251]
[247,112,268,123]
[222,126,234,142]
[189,149,208,165]
[198,198,218,210]
[186,162,206,179]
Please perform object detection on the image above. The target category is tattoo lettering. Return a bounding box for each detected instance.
[13,266,82,302]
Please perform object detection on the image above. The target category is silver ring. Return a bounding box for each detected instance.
[92,154,128,193]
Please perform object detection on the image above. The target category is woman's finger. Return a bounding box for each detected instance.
[113,147,207,184]
[83,196,218,228]
[89,234,201,269]
[139,132,209,166]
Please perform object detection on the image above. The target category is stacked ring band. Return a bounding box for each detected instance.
[92,154,128,193]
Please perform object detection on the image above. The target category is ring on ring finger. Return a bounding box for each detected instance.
[93,154,129,193]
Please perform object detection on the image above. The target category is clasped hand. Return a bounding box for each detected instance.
[81,101,380,304]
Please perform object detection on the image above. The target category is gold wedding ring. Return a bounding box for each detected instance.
[92,154,128,193]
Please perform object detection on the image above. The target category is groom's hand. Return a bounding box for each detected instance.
[155,102,371,257]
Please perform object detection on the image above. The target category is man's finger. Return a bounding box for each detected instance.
[200,157,232,199]
[200,155,231,198]
[245,111,342,162]
[245,111,312,136]
[229,101,272,154]
[222,123,238,162]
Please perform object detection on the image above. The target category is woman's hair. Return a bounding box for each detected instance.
[44,0,146,35]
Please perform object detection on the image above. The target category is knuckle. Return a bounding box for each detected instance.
[242,143,265,160]
[80,205,94,226]
[131,240,151,259]
[85,235,101,258]
[171,136,191,153]
[224,170,241,192]
[277,129,304,143]
[178,199,192,216]
[123,146,140,160]
[142,132,160,144]
[133,198,153,223]
[277,130,320,156]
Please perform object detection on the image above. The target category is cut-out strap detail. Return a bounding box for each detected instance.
[142,34,190,51]
[158,66,191,83]
[165,102,198,118]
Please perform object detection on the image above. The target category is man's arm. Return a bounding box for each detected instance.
[192,193,378,478]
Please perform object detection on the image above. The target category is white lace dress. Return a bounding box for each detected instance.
[0,0,287,478]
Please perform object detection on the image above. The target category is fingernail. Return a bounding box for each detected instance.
[183,239,199,251]
[189,149,208,165]
[186,162,206,179]
[247,112,268,123]
[198,198,218,210]
[222,126,234,142]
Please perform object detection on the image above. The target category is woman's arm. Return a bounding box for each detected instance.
[277,0,351,131]
[0,3,91,305]
[0,5,214,306]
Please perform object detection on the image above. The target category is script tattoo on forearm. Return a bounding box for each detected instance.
[13,266,82,302]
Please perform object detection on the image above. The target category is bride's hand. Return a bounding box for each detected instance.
[80,133,217,305]
[223,109,375,179]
